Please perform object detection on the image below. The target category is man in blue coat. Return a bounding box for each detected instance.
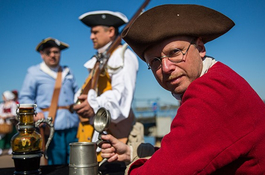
[19,37,79,165]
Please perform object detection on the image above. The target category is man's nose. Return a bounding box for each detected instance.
[90,33,95,40]
[161,57,175,72]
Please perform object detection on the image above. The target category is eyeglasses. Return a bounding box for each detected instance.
[147,42,193,70]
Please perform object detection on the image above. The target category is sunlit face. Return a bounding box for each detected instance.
[90,26,115,49]
[144,36,206,95]
[40,47,61,68]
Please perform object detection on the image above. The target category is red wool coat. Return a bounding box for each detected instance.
[129,62,265,174]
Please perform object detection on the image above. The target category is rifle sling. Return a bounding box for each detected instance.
[48,66,62,124]
[39,66,62,164]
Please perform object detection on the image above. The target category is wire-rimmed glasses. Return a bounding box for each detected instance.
[147,42,193,70]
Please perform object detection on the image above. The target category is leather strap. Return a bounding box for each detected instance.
[48,66,62,124]
[41,106,70,112]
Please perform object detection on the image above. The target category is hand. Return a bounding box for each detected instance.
[35,112,45,122]
[73,94,95,118]
[101,134,131,162]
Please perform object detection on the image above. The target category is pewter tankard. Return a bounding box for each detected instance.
[69,142,98,175]
[69,107,111,175]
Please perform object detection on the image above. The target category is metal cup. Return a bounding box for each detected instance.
[94,107,111,133]
[69,142,98,175]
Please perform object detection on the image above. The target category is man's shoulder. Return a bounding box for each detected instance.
[124,47,137,57]
[114,45,137,57]
[208,62,241,79]
[199,62,251,93]
[27,63,40,71]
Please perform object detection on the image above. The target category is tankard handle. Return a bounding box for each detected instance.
[35,117,54,159]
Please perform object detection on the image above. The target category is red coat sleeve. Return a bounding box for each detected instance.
[128,62,265,174]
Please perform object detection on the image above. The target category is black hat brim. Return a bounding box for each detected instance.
[36,38,69,52]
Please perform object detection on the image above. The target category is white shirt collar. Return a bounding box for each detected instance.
[97,41,112,53]
[40,62,69,80]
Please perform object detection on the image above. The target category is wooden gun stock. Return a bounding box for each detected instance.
[74,61,100,105]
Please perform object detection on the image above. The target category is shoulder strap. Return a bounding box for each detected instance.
[48,66,62,124]
[106,44,128,72]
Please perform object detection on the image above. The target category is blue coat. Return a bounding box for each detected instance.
[19,62,79,130]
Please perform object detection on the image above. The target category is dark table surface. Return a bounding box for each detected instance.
[0,161,126,175]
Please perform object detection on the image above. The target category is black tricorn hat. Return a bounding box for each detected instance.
[36,37,69,52]
[79,10,128,28]
[122,4,235,61]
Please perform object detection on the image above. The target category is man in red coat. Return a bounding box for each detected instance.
[100,4,265,174]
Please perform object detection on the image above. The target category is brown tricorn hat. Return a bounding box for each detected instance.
[122,4,235,61]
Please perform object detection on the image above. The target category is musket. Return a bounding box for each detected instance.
[74,0,151,108]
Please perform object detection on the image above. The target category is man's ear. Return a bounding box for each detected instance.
[196,37,206,58]
[39,51,44,59]
[108,26,116,37]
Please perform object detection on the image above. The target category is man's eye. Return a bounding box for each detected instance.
[168,49,181,57]
[150,57,161,64]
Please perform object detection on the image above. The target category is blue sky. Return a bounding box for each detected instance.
[1,0,265,108]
